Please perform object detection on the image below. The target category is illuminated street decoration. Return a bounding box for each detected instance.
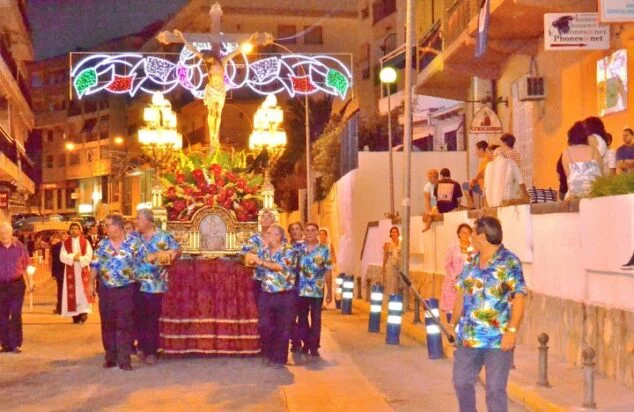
[70,44,352,100]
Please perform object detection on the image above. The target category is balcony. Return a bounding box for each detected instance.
[414,0,597,100]
[0,37,33,123]
[372,0,397,25]
[0,126,35,193]
[35,110,67,128]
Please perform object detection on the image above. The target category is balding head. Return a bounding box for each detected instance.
[0,222,13,246]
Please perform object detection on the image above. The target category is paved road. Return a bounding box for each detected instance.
[1,278,525,411]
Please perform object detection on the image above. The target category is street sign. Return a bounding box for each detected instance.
[0,192,9,209]
[599,1,634,23]
[469,106,503,134]
[545,13,610,51]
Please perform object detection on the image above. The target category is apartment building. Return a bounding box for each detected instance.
[0,0,36,222]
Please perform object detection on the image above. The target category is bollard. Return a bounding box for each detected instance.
[365,279,372,302]
[355,277,362,299]
[424,298,444,359]
[368,284,383,333]
[412,298,421,324]
[385,294,403,345]
[335,273,344,309]
[582,347,597,409]
[341,275,354,315]
[537,333,550,387]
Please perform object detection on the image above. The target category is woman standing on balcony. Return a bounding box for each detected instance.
[440,224,473,328]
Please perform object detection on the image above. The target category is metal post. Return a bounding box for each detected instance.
[412,298,421,323]
[387,83,395,218]
[537,333,550,387]
[582,347,597,409]
[305,94,312,222]
[401,0,415,287]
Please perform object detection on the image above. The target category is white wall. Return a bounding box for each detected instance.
[358,195,634,312]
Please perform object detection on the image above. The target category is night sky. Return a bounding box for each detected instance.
[29,0,188,60]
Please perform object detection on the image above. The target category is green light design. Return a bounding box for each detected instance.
[74,68,98,97]
[326,69,349,98]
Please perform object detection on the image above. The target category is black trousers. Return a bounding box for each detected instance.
[0,278,25,351]
[136,291,163,356]
[258,291,295,364]
[98,283,134,366]
[296,296,324,351]
[54,275,63,314]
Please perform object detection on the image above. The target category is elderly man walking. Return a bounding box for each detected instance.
[134,209,180,365]
[0,222,30,353]
[90,214,142,371]
[449,216,528,412]
[60,223,93,324]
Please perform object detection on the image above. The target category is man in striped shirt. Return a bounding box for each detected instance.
[500,134,522,168]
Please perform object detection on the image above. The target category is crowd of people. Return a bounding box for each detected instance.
[242,211,334,368]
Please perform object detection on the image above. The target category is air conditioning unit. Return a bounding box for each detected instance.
[518,75,545,101]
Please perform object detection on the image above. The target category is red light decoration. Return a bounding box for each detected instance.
[105,74,136,93]
[289,75,316,94]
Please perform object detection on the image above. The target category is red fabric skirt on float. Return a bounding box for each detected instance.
[159,257,260,356]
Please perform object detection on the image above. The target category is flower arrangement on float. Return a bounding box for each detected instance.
[160,150,263,222]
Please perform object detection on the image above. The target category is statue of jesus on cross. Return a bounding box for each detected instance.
[157,2,274,152]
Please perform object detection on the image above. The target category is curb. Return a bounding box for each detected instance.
[351,300,567,412]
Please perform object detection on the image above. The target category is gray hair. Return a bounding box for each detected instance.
[136,208,155,223]
[269,224,285,238]
[105,213,125,229]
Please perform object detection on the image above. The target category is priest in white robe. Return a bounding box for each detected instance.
[60,223,94,324]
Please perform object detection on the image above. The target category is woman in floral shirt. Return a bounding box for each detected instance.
[296,223,332,357]
[440,223,473,326]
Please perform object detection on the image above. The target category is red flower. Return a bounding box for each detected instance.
[225,172,237,183]
[173,200,186,213]
[236,179,247,190]
[217,192,227,203]
[176,173,185,184]
[222,199,233,209]
[205,197,215,207]
[166,187,176,197]
[209,163,222,175]
[183,187,194,196]
[225,188,235,198]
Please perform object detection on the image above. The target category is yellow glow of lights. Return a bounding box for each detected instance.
[113,136,124,145]
[240,42,254,54]
[380,66,397,84]
[65,142,76,151]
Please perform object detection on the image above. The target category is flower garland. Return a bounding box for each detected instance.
[161,150,263,222]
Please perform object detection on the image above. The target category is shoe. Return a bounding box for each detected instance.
[145,354,157,365]
[119,364,133,371]
[301,347,310,356]
[309,348,320,357]
[290,344,302,353]
[270,362,286,369]
[80,314,88,324]
[103,361,117,369]
[11,347,22,354]
[621,263,634,271]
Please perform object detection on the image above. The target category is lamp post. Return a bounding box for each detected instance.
[380,66,398,219]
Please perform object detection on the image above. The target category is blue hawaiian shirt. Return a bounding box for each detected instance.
[242,233,266,281]
[136,230,181,294]
[90,235,142,288]
[298,243,332,298]
[455,245,528,349]
[258,244,297,293]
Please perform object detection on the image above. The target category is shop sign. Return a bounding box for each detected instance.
[599,1,634,23]
[469,106,503,134]
[0,192,9,209]
[545,13,610,50]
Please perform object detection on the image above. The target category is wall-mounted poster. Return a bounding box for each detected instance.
[599,1,634,23]
[597,49,627,116]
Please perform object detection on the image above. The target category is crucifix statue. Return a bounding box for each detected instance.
[157,2,273,152]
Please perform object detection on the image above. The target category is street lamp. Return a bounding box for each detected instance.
[249,94,287,218]
[113,136,124,145]
[380,66,398,219]
[138,92,183,172]
[65,142,75,151]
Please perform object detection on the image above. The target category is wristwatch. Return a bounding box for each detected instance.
[507,326,518,334]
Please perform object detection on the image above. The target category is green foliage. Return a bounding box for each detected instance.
[590,172,634,198]
[312,116,344,200]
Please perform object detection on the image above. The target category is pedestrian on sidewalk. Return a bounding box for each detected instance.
[60,223,93,324]
[0,222,31,354]
[296,223,332,357]
[382,226,401,298]
[288,222,304,354]
[89,214,142,371]
[440,224,473,327]
[134,209,180,365]
[50,232,66,315]
[449,216,528,412]
[251,225,297,368]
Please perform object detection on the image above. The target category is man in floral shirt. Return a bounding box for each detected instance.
[134,209,180,365]
[242,210,276,303]
[90,214,143,371]
[296,223,332,357]
[449,216,527,412]
[251,225,297,368]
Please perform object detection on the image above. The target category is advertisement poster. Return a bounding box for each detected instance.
[545,13,610,50]
[599,1,634,23]
[597,49,628,116]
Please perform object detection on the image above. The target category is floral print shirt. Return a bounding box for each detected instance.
[455,245,528,349]
[136,230,181,294]
[258,244,297,293]
[298,243,332,298]
[242,233,266,281]
[90,235,142,288]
